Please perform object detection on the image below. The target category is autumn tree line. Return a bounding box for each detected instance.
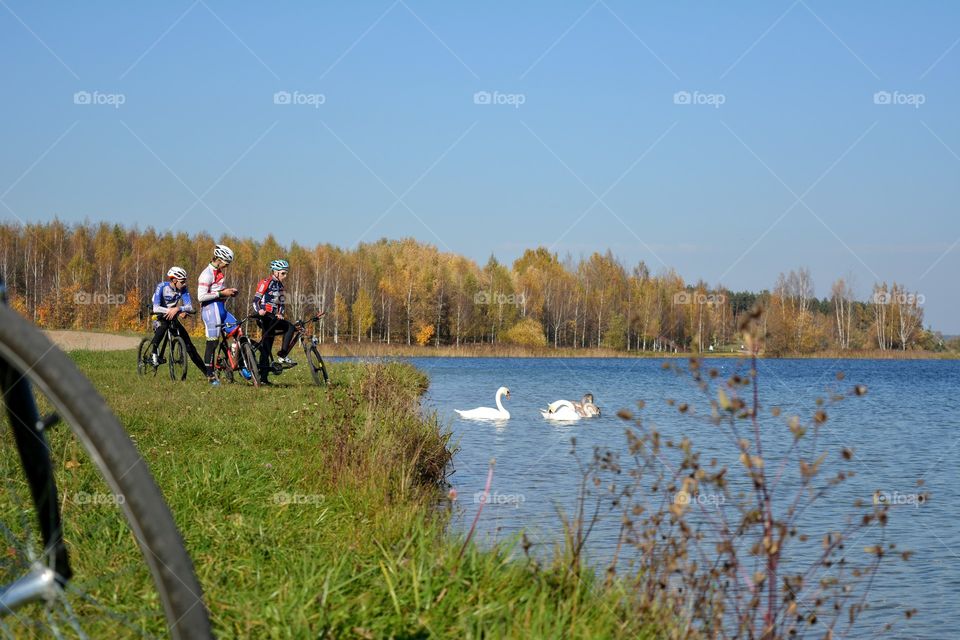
[1,221,945,354]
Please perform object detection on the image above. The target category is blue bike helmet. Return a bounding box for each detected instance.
[270,259,289,271]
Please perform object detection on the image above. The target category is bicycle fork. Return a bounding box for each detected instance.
[0,365,70,614]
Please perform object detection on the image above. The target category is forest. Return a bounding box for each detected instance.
[0,220,942,354]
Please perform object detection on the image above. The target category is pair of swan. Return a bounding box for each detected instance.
[454,388,601,422]
[540,393,601,421]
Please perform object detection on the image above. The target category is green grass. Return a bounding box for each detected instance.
[59,348,658,639]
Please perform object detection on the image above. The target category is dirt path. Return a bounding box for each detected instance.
[44,330,140,352]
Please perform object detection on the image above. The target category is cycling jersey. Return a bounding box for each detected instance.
[197,263,226,305]
[151,281,194,315]
[252,276,285,316]
[198,263,237,339]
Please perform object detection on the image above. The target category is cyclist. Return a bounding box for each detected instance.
[253,259,297,384]
[147,267,207,375]
[198,244,239,385]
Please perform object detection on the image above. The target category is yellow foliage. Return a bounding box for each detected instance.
[415,323,435,346]
[502,318,547,348]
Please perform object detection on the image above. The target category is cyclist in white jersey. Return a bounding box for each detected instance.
[198,244,239,385]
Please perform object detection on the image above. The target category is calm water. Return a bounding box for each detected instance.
[400,357,958,639]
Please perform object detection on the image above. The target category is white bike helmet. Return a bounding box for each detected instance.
[213,244,234,264]
[167,266,187,280]
[270,259,289,271]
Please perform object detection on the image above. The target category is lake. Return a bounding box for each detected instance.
[401,356,958,639]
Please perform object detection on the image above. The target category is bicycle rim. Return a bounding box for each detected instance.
[0,305,212,638]
[136,339,150,377]
[305,345,328,385]
[216,342,233,384]
[168,338,187,382]
[239,342,260,387]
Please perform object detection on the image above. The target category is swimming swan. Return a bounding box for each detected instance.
[456,386,511,420]
[540,393,601,421]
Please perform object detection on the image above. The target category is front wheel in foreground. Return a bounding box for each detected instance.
[305,344,328,386]
[0,304,212,638]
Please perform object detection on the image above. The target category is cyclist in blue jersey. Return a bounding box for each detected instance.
[148,267,208,375]
[198,244,239,385]
[253,259,297,385]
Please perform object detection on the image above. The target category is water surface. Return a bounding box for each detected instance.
[400,357,956,638]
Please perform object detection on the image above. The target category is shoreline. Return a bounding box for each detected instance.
[317,343,960,360]
[49,329,959,359]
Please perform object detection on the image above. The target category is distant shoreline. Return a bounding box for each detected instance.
[48,329,959,359]
[318,342,959,360]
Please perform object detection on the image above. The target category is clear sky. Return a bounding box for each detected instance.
[2,1,958,331]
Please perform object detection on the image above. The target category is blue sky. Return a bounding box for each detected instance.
[2,1,959,331]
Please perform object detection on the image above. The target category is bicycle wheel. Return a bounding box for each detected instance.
[304,344,329,386]
[215,341,234,384]
[239,342,260,388]
[136,338,155,377]
[0,304,212,638]
[167,337,188,382]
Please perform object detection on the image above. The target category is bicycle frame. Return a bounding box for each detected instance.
[256,313,324,367]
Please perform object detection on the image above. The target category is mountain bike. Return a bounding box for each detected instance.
[211,316,260,388]
[0,281,212,637]
[136,311,195,381]
[254,312,328,386]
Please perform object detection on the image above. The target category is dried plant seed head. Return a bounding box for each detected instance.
[771,406,781,417]
[854,384,868,396]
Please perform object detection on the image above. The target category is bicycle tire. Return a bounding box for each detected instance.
[168,337,188,382]
[304,344,328,385]
[216,340,234,384]
[136,338,151,377]
[0,304,212,638]
[240,341,260,388]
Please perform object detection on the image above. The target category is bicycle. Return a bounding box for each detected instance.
[136,311,196,381]
[0,280,212,637]
[211,316,261,388]
[253,312,329,386]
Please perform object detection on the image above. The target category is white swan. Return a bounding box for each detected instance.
[456,386,511,420]
[540,399,581,421]
[540,393,602,421]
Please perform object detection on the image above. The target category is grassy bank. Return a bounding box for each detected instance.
[64,349,658,638]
